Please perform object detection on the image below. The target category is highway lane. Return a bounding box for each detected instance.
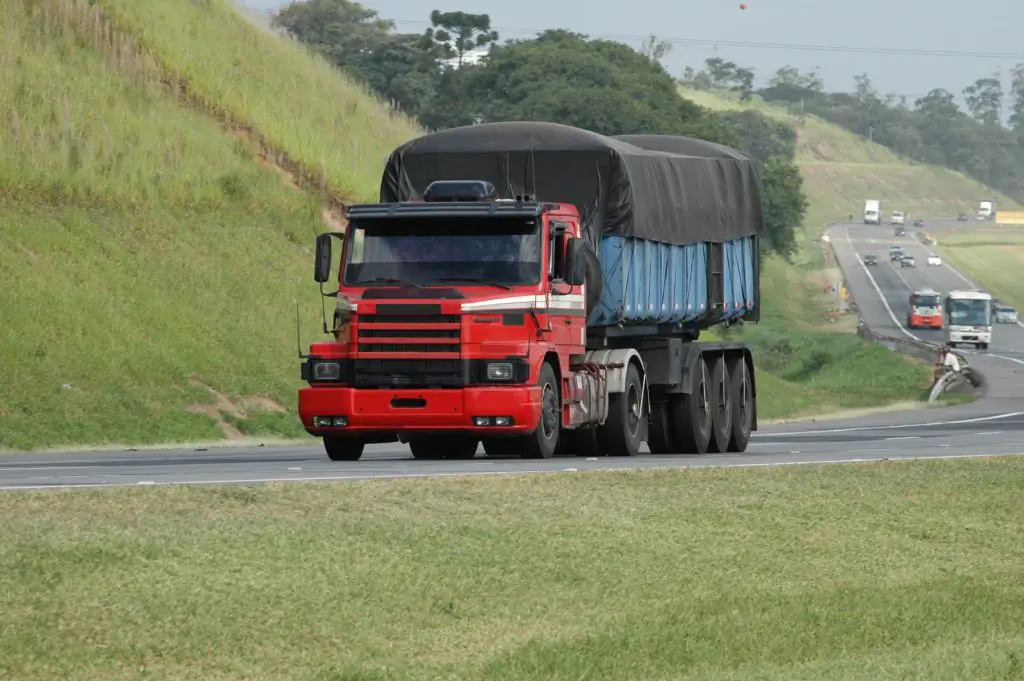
[2,410,1022,489]
[831,222,1024,403]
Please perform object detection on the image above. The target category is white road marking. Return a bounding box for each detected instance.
[885,436,920,440]
[757,411,1023,436]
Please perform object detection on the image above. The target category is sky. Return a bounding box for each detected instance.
[236,0,1024,101]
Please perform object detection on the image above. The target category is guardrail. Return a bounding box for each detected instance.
[822,221,976,401]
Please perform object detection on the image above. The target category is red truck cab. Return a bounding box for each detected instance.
[298,180,597,461]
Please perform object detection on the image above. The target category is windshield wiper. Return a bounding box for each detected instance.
[432,277,512,290]
[350,277,422,288]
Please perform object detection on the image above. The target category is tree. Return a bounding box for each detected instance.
[1009,63,1024,130]
[963,72,1003,125]
[719,110,796,162]
[424,10,498,67]
[639,34,672,64]
[273,0,394,69]
[760,157,808,261]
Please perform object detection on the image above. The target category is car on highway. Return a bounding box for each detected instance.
[913,218,925,227]
[900,255,917,268]
[889,246,904,261]
[957,213,968,222]
[863,254,878,266]
[995,305,1019,324]
[926,253,942,266]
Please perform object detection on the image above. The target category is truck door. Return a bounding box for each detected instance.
[548,219,586,351]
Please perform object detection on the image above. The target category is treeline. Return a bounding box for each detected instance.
[272,0,808,259]
[683,58,1024,201]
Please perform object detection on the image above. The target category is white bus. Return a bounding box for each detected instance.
[944,290,993,350]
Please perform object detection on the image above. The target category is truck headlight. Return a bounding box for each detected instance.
[486,362,513,381]
[312,361,341,381]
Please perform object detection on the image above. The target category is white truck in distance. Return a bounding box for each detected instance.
[864,199,881,224]
[944,290,993,350]
[890,210,905,225]
[979,200,995,220]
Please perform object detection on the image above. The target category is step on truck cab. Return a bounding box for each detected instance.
[297,122,761,461]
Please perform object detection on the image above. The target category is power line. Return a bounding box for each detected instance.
[247,7,1024,61]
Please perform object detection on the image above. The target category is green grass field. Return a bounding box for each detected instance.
[2,0,1003,450]
[933,228,1024,308]
[2,459,1023,680]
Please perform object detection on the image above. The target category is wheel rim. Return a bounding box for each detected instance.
[541,382,558,440]
[626,382,641,438]
[737,366,750,430]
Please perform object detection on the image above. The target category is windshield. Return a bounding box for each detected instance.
[343,217,542,287]
[998,307,1016,314]
[947,298,991,326]
[913,295,940,308]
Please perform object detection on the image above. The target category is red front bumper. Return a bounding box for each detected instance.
[298,386,542,435]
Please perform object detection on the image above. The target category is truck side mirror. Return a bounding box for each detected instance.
[314,233,333,283]
[563,238,587,286]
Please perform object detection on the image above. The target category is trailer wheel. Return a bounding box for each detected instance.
[647,400,675,454]
[605,362,644,457]
[518,362,560,459]
[409,436,479,460]
[324,436,364,461]
[726,357,752,453]
[672,358,712,454]
[706,355,733,453]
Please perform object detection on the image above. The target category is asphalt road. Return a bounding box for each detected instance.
[830,220,1024,404]
[4,218,1022,491]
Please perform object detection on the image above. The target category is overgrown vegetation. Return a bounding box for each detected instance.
[683,58,1024,203]
[3,459,1023,680]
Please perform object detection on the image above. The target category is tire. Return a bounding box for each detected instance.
[706,355,732,454]
[517,362,560,459]
[647,400,675,454]
[605,362,644,457]
[324,436,364,461]
[409,435,479,460]
[726,357,753,453]
[671,359,712,454]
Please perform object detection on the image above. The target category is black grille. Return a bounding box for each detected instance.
[357,343,460,353]
[353,359,463,388]
[359,329,459,339]
[359,314,460,324]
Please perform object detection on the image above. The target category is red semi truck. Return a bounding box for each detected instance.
[297,122,761,460]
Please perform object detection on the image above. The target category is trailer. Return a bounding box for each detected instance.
[298,122,762,460]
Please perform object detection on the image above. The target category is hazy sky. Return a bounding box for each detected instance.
[237,0,1024,100]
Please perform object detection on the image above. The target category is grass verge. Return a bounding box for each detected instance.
[933,227,1024,308]
[2,459,1023,680]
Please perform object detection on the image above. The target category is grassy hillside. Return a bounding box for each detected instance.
[0,0,951,450]
[0,0,419,450]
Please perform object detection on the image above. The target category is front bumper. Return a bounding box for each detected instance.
[298,386,542,436]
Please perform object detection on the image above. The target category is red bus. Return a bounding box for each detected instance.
[907,289,943,329]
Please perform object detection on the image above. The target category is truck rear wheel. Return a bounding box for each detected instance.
[409,435,479,460]
[726,357,752,452]
[605,362,644,457]
[518,362,560,459]
[672,358,712,454]
[706,355,733,453]
[324,436,364,461]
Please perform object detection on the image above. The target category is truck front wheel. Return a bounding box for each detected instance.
[518,362,560,459]
[324,436,364,461]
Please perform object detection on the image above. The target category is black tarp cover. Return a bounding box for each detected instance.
[379,122,764,247]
